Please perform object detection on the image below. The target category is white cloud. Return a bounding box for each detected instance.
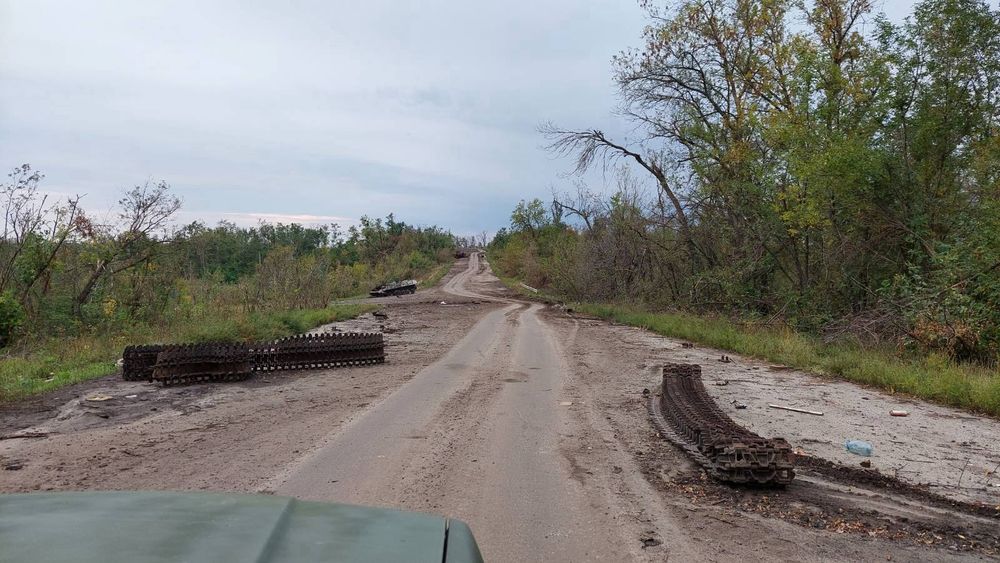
[217,212,355,225]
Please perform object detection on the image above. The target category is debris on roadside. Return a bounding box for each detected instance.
[121,332,386,387]
[518,282,539,293]
[719,355,732,363]
[369,279,417,297]
[654,363,796,485]
[86,394,113,402]
[769,403,824,416]
[731,399,747,409]
[559,401,574,406]
[640,537,662,549]
[715,380,729,386]
[642,388,650,396]
[860,460,872,468]
[890,410,910,417]
[0,432,49,441]
[681,342,694,348]
[846,440,874,457]
[372,310,388,319]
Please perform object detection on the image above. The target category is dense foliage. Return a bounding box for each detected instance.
[0,165,455,349]
[494,0,1000,362]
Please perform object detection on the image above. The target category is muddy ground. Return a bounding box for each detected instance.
[0,259,498,492]
[546,308,1000,560]
[2,255,999,561]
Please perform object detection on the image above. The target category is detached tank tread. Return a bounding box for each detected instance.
[127,332,386,386]
[122,344,166,381]
[152,343,253,387]
[657,363,795,486]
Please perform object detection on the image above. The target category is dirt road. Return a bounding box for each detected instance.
[3,254,999,561]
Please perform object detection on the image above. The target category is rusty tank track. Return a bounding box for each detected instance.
[252,333,385,371]
[125,332,385,386]
[121,344,166,381]
[152,343,253,386]
[654,363,795,486]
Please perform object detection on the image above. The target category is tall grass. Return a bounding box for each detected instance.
[418,261,453,289]
[576,303,1000,417]
[0,303,373,402]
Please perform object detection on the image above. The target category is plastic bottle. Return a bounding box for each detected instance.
[845,439,873,457]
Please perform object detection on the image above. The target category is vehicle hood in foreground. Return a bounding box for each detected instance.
[0,491,483,563]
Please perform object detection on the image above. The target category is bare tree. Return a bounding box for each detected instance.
[540,124,693,253]
[552,181,600,232]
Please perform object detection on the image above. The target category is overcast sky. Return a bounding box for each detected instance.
[0,0,938,235]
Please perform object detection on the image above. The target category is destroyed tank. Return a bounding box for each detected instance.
[370,279,418,297]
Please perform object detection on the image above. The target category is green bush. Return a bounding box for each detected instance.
[0,291,25,347]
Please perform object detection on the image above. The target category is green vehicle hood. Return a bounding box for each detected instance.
[0,491,484,563]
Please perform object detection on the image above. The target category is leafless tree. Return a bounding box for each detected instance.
[552,180,601,232]
[539,124,693,254]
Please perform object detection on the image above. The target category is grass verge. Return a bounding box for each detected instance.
[419,261,453,289]
[0,303,374,402]
[576,303,1000,417]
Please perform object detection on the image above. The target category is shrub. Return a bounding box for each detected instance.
[0,291,25,347]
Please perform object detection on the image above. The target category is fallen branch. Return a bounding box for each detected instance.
[0,432,49,440]
[768,404,824,416]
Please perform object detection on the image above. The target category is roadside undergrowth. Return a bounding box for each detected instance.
[0,303,374,402]
[419,261,453,289]
[577,303,1000,418]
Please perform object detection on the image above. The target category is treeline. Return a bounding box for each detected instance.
[493,0,1000,363]
[0,164,455,347]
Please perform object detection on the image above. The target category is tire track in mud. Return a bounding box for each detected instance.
[270,269,650,560]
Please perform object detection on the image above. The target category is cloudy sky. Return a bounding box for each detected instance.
[1,0,929,235]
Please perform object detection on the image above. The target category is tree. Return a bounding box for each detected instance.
[73,181,181,318]
[510,199,549,238]
[523,0,1000,353]
[0,164,84,323]
[541,126,694,255]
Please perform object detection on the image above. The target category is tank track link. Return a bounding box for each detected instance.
[121,344,166,381]
[151,343,253,387]
[252,332,385,372]
[655,363,795,485]
[125,332,386,386]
